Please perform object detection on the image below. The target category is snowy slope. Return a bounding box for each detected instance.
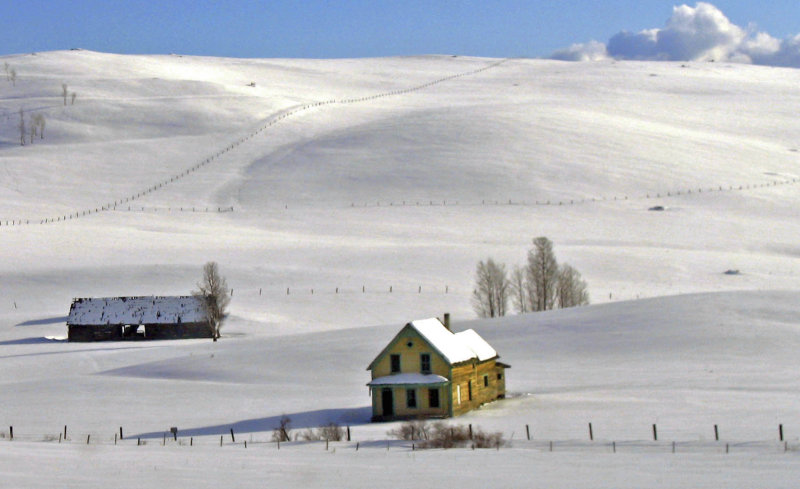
[1,50,800,486]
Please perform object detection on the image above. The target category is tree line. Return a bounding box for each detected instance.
[472,237,589,318]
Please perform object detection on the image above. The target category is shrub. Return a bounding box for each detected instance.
[472,429,504,449]
[387,420,429,441]
[298,427,319,441]
[424,422,471,448]
[389,421,506,449]
[319,422,345,441]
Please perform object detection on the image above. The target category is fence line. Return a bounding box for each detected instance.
[5,174,794,227]
[0,58,510,228]
[0,429,793,456]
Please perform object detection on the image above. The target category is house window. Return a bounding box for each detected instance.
[428,388,440,408]
[497,373,503,380]
[483,375,489,387]
[390,354,401,373]
[420,353,431,374]
[406,389,417,408]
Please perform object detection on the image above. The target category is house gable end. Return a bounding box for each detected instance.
[367,324,451,376]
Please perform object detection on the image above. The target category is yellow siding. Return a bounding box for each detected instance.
[371,328,449,379]
[371,385,448,419]
[369,323,507,421]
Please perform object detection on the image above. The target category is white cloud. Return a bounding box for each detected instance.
[550,2,800,68]
[742,33,800,67]
[550,41,609,62]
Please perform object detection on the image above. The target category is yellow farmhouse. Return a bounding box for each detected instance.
[367,315,509,421]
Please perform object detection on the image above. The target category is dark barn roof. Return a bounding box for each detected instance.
[67,296,206,326]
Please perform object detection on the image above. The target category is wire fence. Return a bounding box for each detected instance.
[0,427,794,456]
[2,53,797,227]
[0,58,510,228]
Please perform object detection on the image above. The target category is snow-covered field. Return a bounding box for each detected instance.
[1,50,800,487]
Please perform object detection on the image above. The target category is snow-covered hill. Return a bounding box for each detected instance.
[1,50,799,486]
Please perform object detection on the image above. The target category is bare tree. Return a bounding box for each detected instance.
[556,263,589,308]
[525,237,559,311]
[271,415,292,442]
[509,265,528,313]
[471,258,509,318]
[18,108,25,146]
[3,62,8,81]
[62,84,68,105]
[71,92,76,105]
[194,261,230,341]
[29,117,36,144]
[10,68,16,86]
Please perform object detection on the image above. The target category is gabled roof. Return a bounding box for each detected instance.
[454,329,497,362]
[367,317,499,370]
[67,296,206,326]
[410,318,478,364]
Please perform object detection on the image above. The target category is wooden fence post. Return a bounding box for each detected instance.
[652,424,658,441]
[526,424,530,441]
[347,426,351,442]
[780,424,784,441]
[9,426,12,440]
[714,424,719,441]
[589,423,593,441]
[230,428,235,442]
[120,427,123,440]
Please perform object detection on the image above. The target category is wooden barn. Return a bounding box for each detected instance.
[367,315,509,422]
[66,296,211,342]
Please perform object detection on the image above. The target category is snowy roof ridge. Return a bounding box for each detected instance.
[454,329,498,362]
[408,318,497,364]
[67,296,206,326]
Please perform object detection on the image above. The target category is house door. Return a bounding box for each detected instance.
[381,388,394,417]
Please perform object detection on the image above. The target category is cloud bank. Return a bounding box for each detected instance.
[551,2,800,68]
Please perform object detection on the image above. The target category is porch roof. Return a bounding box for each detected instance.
[367,373,449,387]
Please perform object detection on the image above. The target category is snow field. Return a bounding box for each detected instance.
[2,50,800,485]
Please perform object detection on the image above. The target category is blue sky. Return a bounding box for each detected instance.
[1,1,798,59]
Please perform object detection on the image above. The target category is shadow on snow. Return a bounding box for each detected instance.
[15,316,68,327]
[132,407,373,439]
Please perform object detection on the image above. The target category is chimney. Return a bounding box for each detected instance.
[443,313,451,331]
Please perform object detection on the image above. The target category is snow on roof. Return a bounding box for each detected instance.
[367,373,449,386]
[409,318,477,364]
[67,296,206,326]
[454,329,498,362]
[409,318,497,364]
